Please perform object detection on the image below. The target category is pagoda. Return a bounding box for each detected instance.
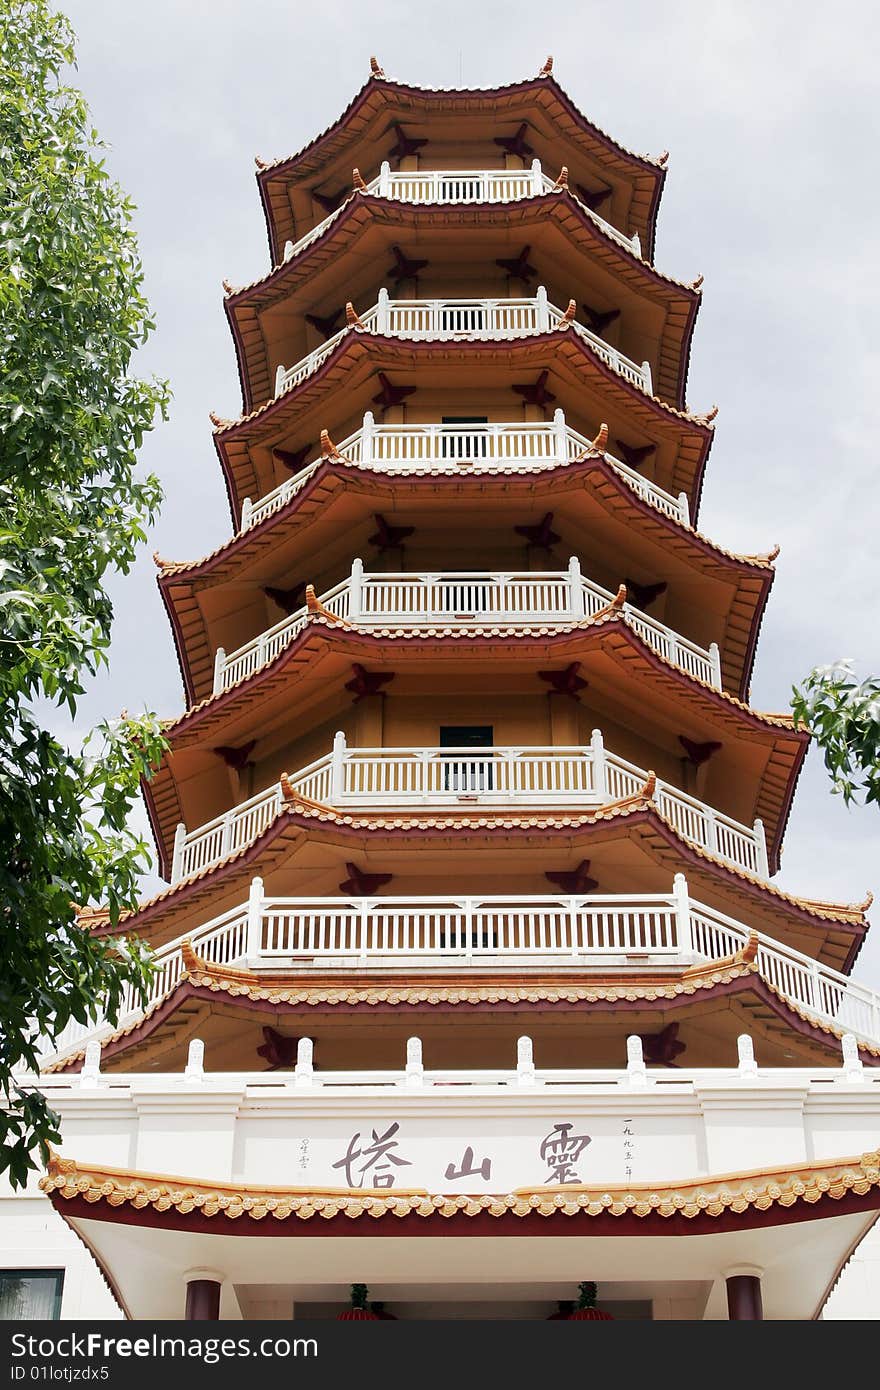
[14,58,880,1322]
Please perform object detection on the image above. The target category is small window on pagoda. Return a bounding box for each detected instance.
[439,726,494,793]
[441,416,488,461]
[0,1269,64,1320]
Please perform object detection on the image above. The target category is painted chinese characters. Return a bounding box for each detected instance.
[332,1122,413,1189]
[444,1146,492,1182]
[539,1122,592,1183]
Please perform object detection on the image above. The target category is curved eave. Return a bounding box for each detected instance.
[228,193,698,413]
[214,330,714,529]
[144,617,807,876]
[44,961,880,1076]
[104,798,869,972]
[256,75,666,263]
[158,452,767,710]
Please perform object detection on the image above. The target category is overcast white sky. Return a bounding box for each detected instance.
[57,1,880,984]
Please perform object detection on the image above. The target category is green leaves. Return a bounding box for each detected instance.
[0,1,171,1184]
[792,661,880,808]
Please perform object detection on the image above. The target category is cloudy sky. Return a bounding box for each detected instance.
[58,0,880,984]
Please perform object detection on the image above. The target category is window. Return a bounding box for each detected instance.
[439,726,494,793]
[440,415,488,461]
[0,1270,64,1320]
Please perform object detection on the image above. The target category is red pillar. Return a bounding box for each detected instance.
[726,1274,763,1321]
[185,1279,222,1320]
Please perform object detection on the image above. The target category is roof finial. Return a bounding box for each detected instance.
[345,301,366,329]
[320,428,343,460]
[209,411,233,429]
[560,298,577,324]
[591,422,608,452]
[222,279,238,296]
[765,543,781,562]
[151,550,171,569]
[254,155,268,170]
[553,165,569,191]
[538,55,553,77]
[657,150,669,166]
[691,274,704,291]
[352,167,367,192]
[641,770,657,800]
[370,56,385,78]
[703,404,719,423]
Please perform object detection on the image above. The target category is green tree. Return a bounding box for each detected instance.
[792,661,880,807]
[0,0,170,1185]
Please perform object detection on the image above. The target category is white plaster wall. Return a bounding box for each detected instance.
[0,1191,122,1321]
[821,1220,880,1320]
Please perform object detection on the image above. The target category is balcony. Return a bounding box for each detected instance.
[49,876,880,1062]
[171,729,762,883]
[272,287,653,400]
[282,159,642,264]
[212,557,718,694]
[241,410,689,532]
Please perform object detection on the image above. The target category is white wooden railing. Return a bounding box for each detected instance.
[171,729,763,884]
[46,876,880,1061]
[212,557,718,696]
[282,159,640,264]
[272,286,652,399]
[241,409,689,532]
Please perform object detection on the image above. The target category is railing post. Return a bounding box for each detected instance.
[754,819,769,878]
[378,160,391,198]
[349,557,364,619]
[240,498,253,531]
[625,1035,649,1089]
[672,872,692,954]
[464,897,474,963]
[641,360,653,394]
[246,876,264,960]
[212,647,226,696]
[184,1039,205,1084]
[705,806,719,856]
[552,406,568,461]
[405,1037,424,1088]
[567,555,585,618]
[737,1034,758,1080]
[376,288,390,335]
[274,364,286,398]
[631,231,642,259]
[530,157,543,195]
[536,284,550,332]
[840,1034,865,1084]
[79,1040,102,1090]
[677,491,690,526]
[331,730,347,800]
[709,641,721,689]
[294,1037,314,1089]
[171,821,186,883]
[590,728,607,799]
[516,1036,536,1087]
[220,809,235,859]
[361,409,375,465]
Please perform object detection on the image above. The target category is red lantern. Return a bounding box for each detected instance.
[337,1284,380,1320]
[567,1282,614,1320]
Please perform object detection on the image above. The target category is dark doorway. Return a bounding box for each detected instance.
[439,726,494,792]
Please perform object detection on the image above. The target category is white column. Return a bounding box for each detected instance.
[361,410,375,465]
[331,730,347,800]
[530,158,543,195]
[677,491,690,526]
[246,875,264,960]
[349,557,364,619]
[240,498,253,531]
[274,364,286,397]
[552,406,568,461]
[590,728,607,798]
[631,231,642,259]
[378,160,391,197]
[567,555,585,617]
[536,284,550,331]
[641,360,653,394]
[212,647,226,696]
[672,872,692,953]
[171,821,186,883]
[376,288,390,335]
[294,1037,314,1089]
[405,1037,424,1088]
[516,1035,536,1087]
[754,818,769,878]
[709,641,721,689]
